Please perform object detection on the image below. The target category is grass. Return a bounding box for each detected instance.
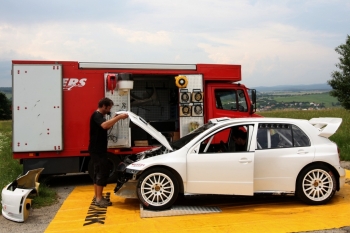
[0,121,57,212]
[260,108,350,161]
[271,92,338,108]
[0,121,22,191]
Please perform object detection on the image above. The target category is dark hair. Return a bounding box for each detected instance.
[98,98,114,108]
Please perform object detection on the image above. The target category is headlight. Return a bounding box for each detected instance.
[126,168,140,174]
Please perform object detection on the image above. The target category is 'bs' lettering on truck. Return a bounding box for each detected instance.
[63,78,87,91]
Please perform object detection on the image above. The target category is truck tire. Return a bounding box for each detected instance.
[88,153,122,184]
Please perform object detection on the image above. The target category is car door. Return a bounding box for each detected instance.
[186,124,255,195]
[254,122,315,192]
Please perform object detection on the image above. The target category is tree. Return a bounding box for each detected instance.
[328,35,350,110]
[0,92,11,120]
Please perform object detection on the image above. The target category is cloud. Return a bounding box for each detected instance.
[196,22,339,86]
[110,26,172,45]
[0,0,349,87]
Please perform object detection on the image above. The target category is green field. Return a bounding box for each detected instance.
[270,92,338,108]
[5,93,12,100]
[0,121,22,195]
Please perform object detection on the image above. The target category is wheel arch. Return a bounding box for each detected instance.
[296,161,341,192]
[138,165,184,194]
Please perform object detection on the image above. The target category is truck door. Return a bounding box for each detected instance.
[186,124,255,195]
[205,83,251,121]
[12,64,63,152]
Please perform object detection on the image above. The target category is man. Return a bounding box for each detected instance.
[231,128,247,152]
[88,97,128,208]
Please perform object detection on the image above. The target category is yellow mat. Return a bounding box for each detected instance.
[45,170,350,233]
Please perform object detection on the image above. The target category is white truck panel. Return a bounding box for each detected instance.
[179,74,204,137]
[12,64,63,152]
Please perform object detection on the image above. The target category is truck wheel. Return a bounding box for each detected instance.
[88,153,122,184]
[296,164,336,205]
[137,168,179,210]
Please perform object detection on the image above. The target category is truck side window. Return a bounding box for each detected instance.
[215,89,248,112]
[237,90,248,112]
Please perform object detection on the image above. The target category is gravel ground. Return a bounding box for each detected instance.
[1,162,350,233]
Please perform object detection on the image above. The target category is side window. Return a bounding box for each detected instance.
[215,90,236,110]
[257,123,310,150]
[292,125,311,147]
[199,124,252,153]
[215,89,248,112]
[199,128,231,153]
[237,90,248,112]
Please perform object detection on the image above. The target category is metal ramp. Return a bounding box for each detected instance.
[140,204,221,218]
[116,181,222,218]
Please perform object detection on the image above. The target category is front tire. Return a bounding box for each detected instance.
[296,164,336,205]
[137,168,179,210]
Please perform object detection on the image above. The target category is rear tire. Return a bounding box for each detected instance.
[296,164,336,205]
[137,168,179,210]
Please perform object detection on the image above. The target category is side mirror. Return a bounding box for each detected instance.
[251,89,256,104]
[249,89,257,114]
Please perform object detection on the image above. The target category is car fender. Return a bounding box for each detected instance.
[127,147,188,181]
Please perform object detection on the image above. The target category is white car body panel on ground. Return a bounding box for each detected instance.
[2,168,44,222]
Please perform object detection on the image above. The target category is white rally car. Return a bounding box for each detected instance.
[115,112,345,210]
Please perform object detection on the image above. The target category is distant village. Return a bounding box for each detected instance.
[256,93,340,111]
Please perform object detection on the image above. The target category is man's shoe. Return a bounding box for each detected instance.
[94,197,112,206]
[95,198,111,208]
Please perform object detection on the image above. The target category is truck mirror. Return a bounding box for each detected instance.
[249,89,257,114]
[252,89,256,104]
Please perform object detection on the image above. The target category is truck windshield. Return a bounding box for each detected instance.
[171,122,216,149]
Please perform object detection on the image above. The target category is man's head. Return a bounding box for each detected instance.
[98,98,114,115]
[232,128,247,146]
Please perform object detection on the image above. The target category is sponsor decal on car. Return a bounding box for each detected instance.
[131,163,145,167]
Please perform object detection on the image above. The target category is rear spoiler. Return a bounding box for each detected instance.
[309,117,342,138]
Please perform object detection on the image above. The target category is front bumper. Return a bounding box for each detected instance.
[1,168,44,222]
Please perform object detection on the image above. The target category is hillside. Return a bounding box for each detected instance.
[0,87,12,100]
[253,83,331,92]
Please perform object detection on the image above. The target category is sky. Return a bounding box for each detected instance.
[0,0,349,87]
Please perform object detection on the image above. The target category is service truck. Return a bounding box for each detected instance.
[11,60,259,182]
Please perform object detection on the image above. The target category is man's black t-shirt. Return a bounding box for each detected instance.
[88,111,108,154]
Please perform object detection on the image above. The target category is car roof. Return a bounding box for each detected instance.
[210,117,308,125]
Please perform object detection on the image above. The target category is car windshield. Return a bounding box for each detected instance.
[171,122,216,149]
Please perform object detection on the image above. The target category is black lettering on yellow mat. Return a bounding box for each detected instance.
[83,192,110,226]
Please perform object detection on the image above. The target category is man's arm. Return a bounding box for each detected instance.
[101,113,128,130]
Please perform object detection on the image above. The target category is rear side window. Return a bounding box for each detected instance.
[292,125,310,147]
[256,123,310,150]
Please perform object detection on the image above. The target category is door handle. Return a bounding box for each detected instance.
[297,150,308,154]
[239,158,252,163]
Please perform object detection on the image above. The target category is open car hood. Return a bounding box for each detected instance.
[117,111,173,151]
